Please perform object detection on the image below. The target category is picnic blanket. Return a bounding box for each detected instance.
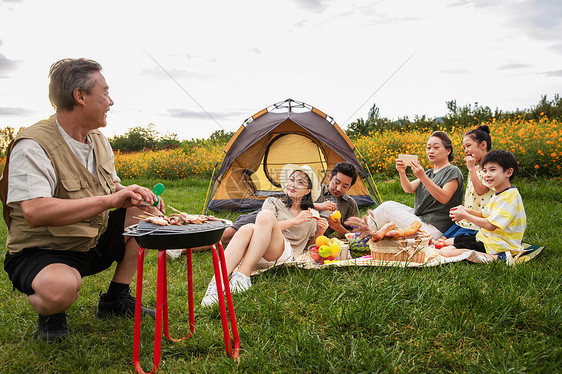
[252,243,545,273]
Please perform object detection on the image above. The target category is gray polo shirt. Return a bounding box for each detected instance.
[316,185,359,233]
[413,164,464,233]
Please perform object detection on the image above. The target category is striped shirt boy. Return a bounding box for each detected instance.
[476,186,526,255]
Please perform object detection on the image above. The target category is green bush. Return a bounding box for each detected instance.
[109,123,180,152]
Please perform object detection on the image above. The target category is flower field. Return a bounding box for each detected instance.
[0,115,559,180]
[354,115,561,178]
[110,115,560,180]
[113,143,222,180]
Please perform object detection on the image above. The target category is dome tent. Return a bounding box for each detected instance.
[205,99,380,212]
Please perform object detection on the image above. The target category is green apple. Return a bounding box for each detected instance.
[318,245,331,258]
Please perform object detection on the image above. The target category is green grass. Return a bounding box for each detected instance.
[0,177,560,373]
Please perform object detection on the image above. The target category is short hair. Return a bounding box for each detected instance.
[465,125,492,151]
[429,131,454,162]
[48,58,102,112]
[330,162,358,186]
[481,150,519,181]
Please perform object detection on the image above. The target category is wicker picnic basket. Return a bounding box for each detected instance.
[369,230,431,263]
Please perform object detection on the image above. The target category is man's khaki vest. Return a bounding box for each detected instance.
[0,115,117,254]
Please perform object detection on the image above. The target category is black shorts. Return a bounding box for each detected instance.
[453,234,486,253]
[4,208,127,295]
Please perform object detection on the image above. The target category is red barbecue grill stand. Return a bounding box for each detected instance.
[132,242,240,374]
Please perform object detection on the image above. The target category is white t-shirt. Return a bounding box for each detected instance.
[6,122,120,204]
[458,168,495,230]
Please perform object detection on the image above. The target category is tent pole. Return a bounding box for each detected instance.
[203,161,220,215]
[363,170,382,206]
[355,149,383,205]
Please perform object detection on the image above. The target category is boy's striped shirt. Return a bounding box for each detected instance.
[476,186,526,255]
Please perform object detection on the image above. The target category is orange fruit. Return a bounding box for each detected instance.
[329,210,341,222]
[329,243,341,255]
[316,235,330,247]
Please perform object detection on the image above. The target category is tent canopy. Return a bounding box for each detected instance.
[206,99,378,212]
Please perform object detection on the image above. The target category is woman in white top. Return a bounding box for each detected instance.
[201,164,329,306]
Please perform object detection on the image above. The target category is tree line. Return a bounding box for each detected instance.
[345,94,562,138]
[1,95,560,155]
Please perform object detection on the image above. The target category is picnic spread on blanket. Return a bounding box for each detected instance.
[255,239,544,274]
[253,216,544,274]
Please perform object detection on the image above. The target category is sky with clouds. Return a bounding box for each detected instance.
[0,0,561,140]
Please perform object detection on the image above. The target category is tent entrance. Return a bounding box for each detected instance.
[250,133,328,195]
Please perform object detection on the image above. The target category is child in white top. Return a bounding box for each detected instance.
[442,125,495,238]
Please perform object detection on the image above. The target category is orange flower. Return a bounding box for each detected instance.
[535,165,539,169]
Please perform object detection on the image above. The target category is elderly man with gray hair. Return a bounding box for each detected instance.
[1,58,162,342]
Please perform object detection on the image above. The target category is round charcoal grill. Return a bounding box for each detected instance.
[124,219,232,249]
[126,217,240,372]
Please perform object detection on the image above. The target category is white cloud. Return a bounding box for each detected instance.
[0,106,34,116]
[544,70,562,77]
[167,108,242,121]
[290,0,334,12]
[498,63,534,70]
[0,53,18,77]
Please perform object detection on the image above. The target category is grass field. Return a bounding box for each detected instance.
[0,177,560,373]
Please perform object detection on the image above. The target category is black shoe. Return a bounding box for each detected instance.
[37,313,69,342]
[96,287,156,319]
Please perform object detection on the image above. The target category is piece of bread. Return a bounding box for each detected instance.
[309,208,321,219]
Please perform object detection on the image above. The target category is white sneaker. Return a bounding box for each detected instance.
[201,280,220,307]
[166,249,182,262]
[229,272,252,294]
[497,251,514,266]
[504,251,514,266]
